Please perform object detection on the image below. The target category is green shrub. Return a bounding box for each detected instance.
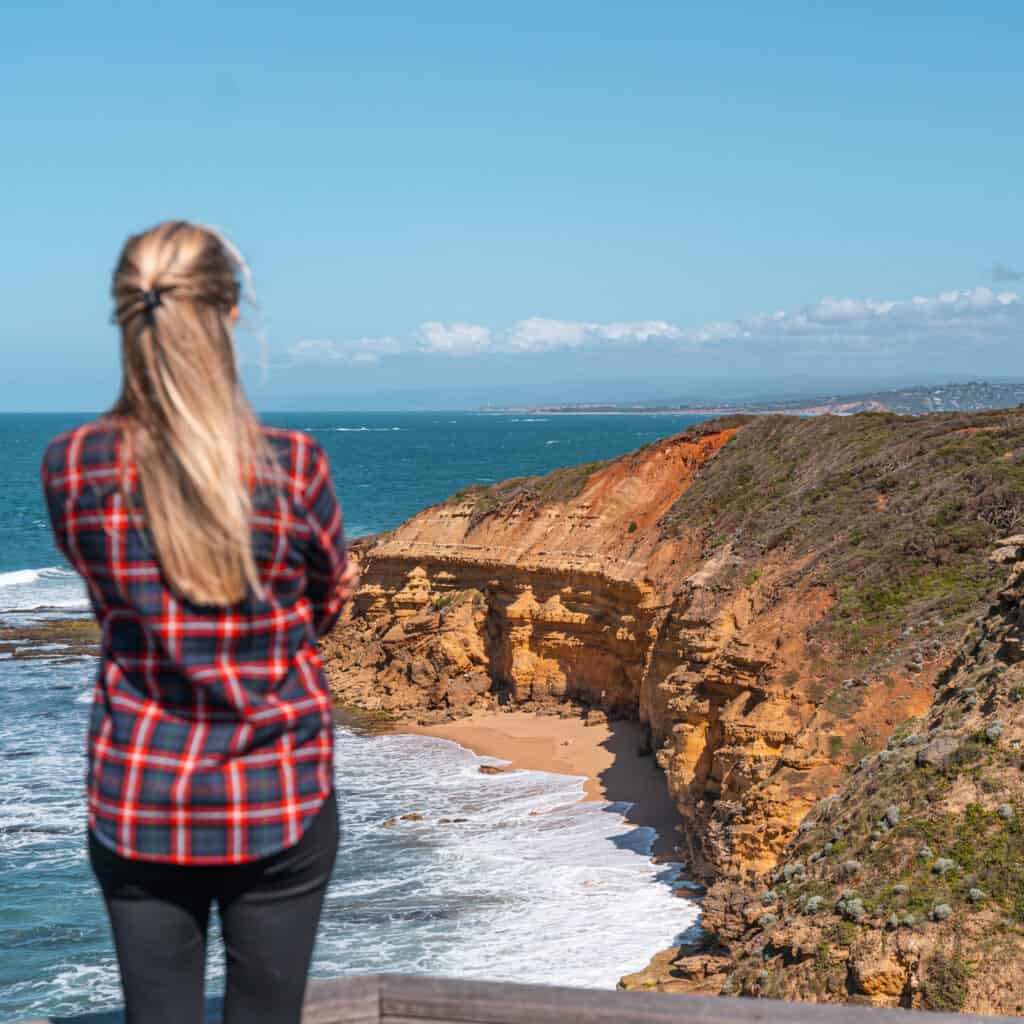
[657,410,1017,673]
[920,953,970,1012]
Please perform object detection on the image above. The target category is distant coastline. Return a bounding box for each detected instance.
[483,379,1024,419]
[498,402,880,417]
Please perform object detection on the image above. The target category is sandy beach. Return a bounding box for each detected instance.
[401,710,682,861]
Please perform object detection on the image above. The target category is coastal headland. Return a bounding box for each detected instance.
[323,407,1024,1013]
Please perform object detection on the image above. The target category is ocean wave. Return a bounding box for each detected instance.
[0,695,697,1015]
[0,569,55,588]
[319,730,697,989]
[0,566,90,614]
[0,566,78,589]
[302,426,404,433]
[303,426,405,433]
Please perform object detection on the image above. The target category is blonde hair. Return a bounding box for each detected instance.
[110,220,274,606]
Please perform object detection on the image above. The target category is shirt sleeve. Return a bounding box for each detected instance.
[39,438,71,562]
[301,439,349,638]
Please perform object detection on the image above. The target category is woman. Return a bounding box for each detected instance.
[40,221,358,1023]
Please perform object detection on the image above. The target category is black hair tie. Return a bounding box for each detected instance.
[142,289,163,314]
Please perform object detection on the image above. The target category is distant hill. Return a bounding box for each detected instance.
[507,381,1024,417]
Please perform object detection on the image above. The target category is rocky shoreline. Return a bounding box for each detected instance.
[0,616,99,662]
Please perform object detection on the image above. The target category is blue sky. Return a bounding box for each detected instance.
[2,1,1022,410]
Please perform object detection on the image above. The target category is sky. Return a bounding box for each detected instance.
[2,1,1022,410]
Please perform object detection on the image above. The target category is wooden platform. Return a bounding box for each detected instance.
[25,973,1014,1023]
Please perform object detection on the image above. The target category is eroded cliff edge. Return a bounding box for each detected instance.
[646,544,1024,1016]
[324,410,1024,895]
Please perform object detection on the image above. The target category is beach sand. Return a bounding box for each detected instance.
[401,711,682,861]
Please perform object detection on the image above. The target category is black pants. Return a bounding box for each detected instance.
[88,793,339,1024]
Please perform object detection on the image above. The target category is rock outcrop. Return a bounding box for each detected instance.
[324,409,1024,1007]
[661,539,1024,1015]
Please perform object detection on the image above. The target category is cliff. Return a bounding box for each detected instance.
[637,540,1024,1015]
[325,409,1024,1008]
[324,409,1024,894]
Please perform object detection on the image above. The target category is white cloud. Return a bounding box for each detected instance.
[672,285,1021,348]
[284,284,1022,363]
[505,318,682,351]
[289,339,349,361]
[419,321,492,355]
[506,319,589,351]
[591,320,682,342]
[678,320,746,343]
[287,336,400,364]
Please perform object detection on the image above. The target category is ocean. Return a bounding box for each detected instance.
[0,410,706,1021]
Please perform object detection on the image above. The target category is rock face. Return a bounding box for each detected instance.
[325,424,744,741]
[322,581,493,718]
[324,409,1024,1005]
[659,552,1024,1015]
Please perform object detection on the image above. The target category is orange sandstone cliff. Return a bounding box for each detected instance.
[637,544,1024,1015]
[324,410,1024,896]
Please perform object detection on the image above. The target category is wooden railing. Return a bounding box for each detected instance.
[25,974,1013,1023]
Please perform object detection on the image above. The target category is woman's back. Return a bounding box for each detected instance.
[41,417,346,863]
[42,220,354,1022]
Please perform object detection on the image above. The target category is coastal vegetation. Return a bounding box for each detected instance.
[707,555,1024,1013]
[661,410,1020,661]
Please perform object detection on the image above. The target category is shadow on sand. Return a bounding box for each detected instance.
[595,720,683,861]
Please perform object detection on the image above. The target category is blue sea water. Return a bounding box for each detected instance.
[0,411,705,1021]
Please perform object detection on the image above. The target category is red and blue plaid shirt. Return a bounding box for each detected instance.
[41,419,347,864]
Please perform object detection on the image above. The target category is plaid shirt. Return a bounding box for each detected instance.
[41,419,347,864]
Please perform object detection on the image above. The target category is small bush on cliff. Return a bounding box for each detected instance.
[920,953,971,1012]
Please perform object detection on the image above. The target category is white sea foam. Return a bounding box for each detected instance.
[303,426,404,433]
[0,655,699,1016]
[0,569,44,587]
[0,566,89,613]
[313,731,698,990]
[2,962,122,1022]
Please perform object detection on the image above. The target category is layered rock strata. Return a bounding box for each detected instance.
[635,541,1024,1015]
[325,411,1023,888]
